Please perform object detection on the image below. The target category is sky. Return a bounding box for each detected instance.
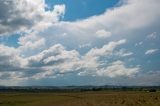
[0,0,160,86]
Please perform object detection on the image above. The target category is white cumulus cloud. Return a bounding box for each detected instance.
[96,29,111,38]
[0,0,65,36]
[145,49,158,55]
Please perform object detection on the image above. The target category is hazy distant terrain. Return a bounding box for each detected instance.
[0,91,160,106]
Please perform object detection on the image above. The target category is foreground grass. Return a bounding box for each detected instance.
[0,91,160,106]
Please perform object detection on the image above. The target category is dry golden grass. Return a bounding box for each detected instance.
[0,91,160,106]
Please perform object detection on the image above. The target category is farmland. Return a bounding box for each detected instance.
[0,91,160,106]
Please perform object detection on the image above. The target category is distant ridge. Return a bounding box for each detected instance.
[0,85,159,92]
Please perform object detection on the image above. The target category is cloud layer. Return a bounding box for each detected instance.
[0,0,160,86]
[0,0,65,36]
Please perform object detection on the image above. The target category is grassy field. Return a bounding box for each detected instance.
[0,91,160,106]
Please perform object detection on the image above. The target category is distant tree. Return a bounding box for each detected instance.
[149,89,156,92]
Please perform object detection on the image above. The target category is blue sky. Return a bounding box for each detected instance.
[0,0,160,86]
[45,0,119,21]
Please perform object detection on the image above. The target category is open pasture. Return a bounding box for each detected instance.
[0,91,160,106]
